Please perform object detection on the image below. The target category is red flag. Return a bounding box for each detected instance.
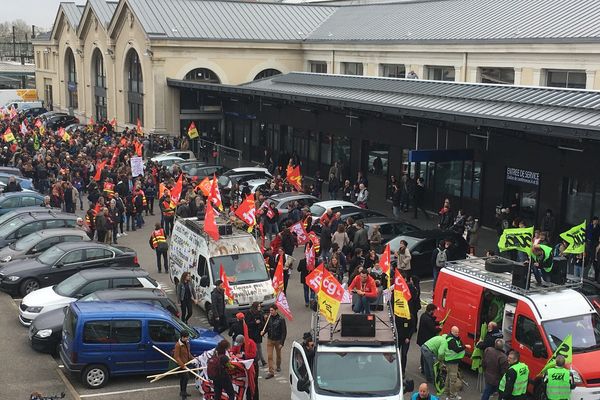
[258,222,265,253]
[34,118,42,128]
[136,118,143,135]
[305,263,325,293]
[272,255,285,295]
[269,234,281,254]
[234,195,256,228]
[88,116,95,126]
[289,221,309,245]
[380,244,391,287]
[308,231,320,254]
[305,243,316,272]
[93,202,102,215]
[110,118,117,128]
[170,174,183,204]
[276,291,294,321]
[94,160,107,182]
[393,268,412,301]
[195,176,211,196]
[110,147,120,168]
[286,165,302,191]
[209,173,223,211]
[203,203,220,241]
[133,140,143,157]
[219,264,234,300]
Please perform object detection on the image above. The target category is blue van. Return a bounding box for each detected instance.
[59,301,222,388]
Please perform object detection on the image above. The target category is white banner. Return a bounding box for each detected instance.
[130,156,144,177]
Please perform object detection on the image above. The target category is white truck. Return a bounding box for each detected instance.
[290,300,406,399]
[168,217,275,322]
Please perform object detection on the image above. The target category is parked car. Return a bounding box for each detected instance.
[311,206,388,235]
[178,160,207,174]
[19,267,157,326]
[37,111,60,123]
[19,107,48,119]
[29,288,178,354]
[46,114,79,130]
[309,200,361,223]
[0,192,44,215]
[60,301,221,388]
[0,241,138,297]
[64,123,88,133]
[0,207,61,230]
[266,192,319,223]
[0,173,34,190]
[0,211,78,248]
[218,167,273,190]
[0,167,23,177]
[384,229,469,276]
[152,150,196,161]
[0,228,90,263]
[362,216,420,243]
[186,164,225,181]
[155,156,184,168]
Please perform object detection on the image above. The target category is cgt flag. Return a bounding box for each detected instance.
[272,255,285,296]
[289,221,309,245]
[560,221,586,254]
[275,291,294,321]
[286,165,302,191]
[498,226,534,255]
[234,195,257,231]
[317,268,344,324]
[539,334,572,376]
[187,121,199,139]
[305,263,325,293]
[380,244,391,288]
[219,264,234,302]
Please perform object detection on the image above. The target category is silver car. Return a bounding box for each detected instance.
[0,228,90,263]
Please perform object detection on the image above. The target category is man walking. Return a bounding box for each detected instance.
[498,351,529,400]
[544,355,575,400]
[211,280,228,333]
[443,326,471,400]
[149,222,168,273]
[481,339,508,400]
[262,304,287,379]
[160,192,176,237]
[173,331,193,398]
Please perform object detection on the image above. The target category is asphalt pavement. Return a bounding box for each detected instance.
[0,204,497,400]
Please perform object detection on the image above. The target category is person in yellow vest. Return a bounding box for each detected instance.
[443,326,471,399]
[498,350,529,400]
[149,222,169,273]
[160,192,176,237]
[103,178,115,200]
[544,355,575,400]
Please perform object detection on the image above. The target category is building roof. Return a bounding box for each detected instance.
[307,0,600,43]
[0,62,36,74]
[126,0,336,41]
[61,2,86,29]
[168,72,600,139]
[89,0,118,27]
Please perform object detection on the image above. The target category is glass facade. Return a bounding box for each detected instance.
[126,50,143,124]
[310,62,327,73]
[93,49,107,121]
[184,68,220,83]
[479,67,515,85]
[65,48,78,109]
[380,64,406,78]
[427,66,455,81]
[546,70,586,89]
[341,62,363,76]
[254,69,281,80]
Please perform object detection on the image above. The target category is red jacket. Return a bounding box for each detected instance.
[348,275,378,299]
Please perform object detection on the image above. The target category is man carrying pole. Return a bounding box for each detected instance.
[173,331,194,398]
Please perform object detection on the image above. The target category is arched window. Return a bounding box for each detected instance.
[92,49,107,121]
[254,69,281,81]
[125,49,143,125]
[65,48,78,109]
[184,68,221,84]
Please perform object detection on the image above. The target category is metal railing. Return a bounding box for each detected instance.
[195,138,242,169]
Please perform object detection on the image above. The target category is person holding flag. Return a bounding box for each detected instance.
[211,279,228,333]
[532,243,554,284]
[543,354,575,400]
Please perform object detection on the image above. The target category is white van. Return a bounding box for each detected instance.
[4,100,43,110]
[168,218,275,322]
[290,301,405,400]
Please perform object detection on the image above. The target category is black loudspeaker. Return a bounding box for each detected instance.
[218,224,233,236]
[512,263,529,290]
[341,314,376,337]
[551,257,568,285]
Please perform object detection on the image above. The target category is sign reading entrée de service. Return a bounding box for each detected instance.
[506,167,539,186]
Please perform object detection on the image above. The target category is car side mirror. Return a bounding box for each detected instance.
[532,341,547,359]
[412,251,421,256]
[200,276,209,287]
[54,262,64,268]
[297,378,310,393]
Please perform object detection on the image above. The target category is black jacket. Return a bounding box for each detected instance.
[477,328,504,350]
[297,258,309,284]
[395,316,416,342]
[245,310,264,343]
[228,319,244,341]
[210,288,225,318]
[265,314,287,344]
[416,312,441,346]
[281,230,296,256]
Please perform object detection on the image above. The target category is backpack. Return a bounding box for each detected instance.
[435,249,447,268]
[206,354,221,380]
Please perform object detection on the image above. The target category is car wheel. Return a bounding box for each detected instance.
[20,278,40,297]
[484,257,515,273]
[82,364,109,389]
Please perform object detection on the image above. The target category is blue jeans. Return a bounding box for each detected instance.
[352,293,374,314]
[135,212,144,228]
[420,346,435,383]
[433,267,441,289]
[303,284,314,305]
[481,383,498,400]
[575,263,583,278]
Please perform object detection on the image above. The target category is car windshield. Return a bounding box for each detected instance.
[80,292,100,301]
[385,235,421,251]
[54,273,86,297]
[210,253,269,285]
[543,313,600,353]
[310,204,326,217]
[172,316,199,338]
[0,218,25,236]
[14,232,42,251]
[314,351,400,396]
[37,246,66,265]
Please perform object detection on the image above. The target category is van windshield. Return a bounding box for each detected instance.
[314,351,400,396]
[210,253,269,285]
[543,313,600,353]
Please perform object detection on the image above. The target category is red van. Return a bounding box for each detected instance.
[433,257,600,399]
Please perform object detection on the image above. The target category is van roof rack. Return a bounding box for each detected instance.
[179,217,246,239]
[444,257,582,296]
[313,300,398,346]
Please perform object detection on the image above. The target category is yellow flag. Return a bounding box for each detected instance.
[187,122,199,139]
[3,130,15,143]
[318,269,343,324]
[539,334,573,376]
[62,131,71,142]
